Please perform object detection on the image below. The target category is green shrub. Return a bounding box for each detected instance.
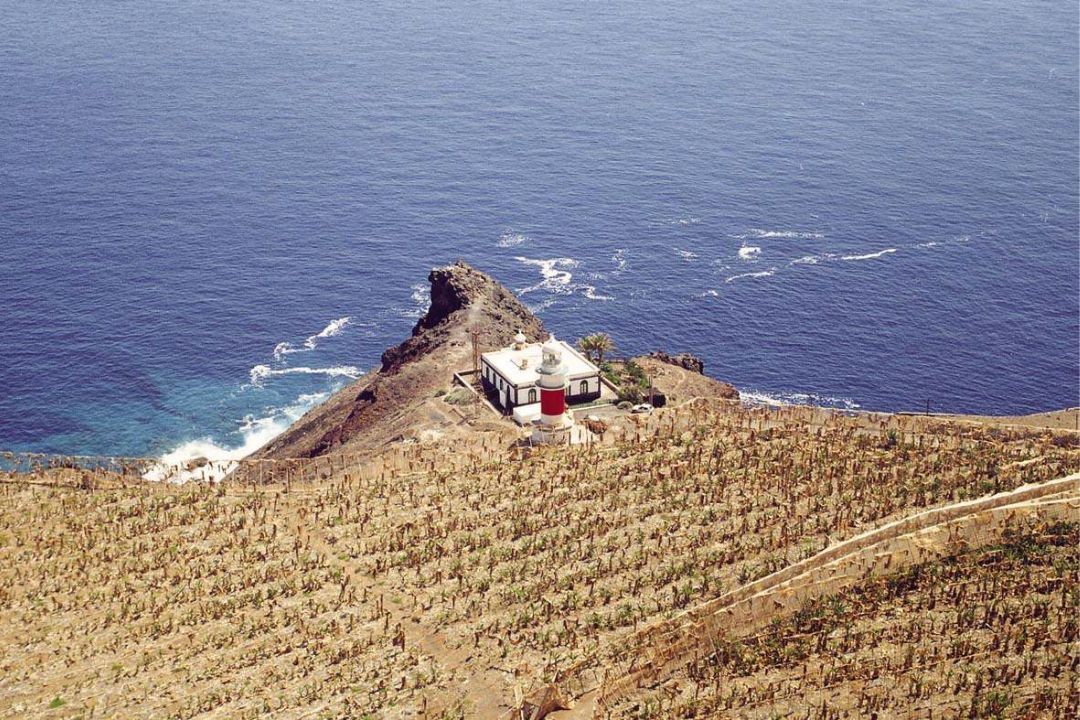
[443,387,474,406]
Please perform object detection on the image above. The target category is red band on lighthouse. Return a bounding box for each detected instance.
[540,387,565,416]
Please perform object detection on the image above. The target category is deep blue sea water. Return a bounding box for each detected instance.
[1,1,1077,459]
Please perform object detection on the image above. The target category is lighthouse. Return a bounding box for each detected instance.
[536,335,572,429]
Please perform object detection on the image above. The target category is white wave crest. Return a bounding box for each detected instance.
[581,285,614,301]
[400,282,430,319]
[918,234,970,249]
[515,256,579,294]
[674,248,698,261]
[612,248,628,272]
[143,392,329,483]
[725,268,776,283]
[273,316,352,358]
[741,389,860,411]
[669,216,700,226]
[313,316,350,340]
[250,364,362,385]
[738,245,761,260]
[840,248,896,261]
[790,254,823,265]
[497,231,528,248]
[516,256,615,303]
[740,228,824,240]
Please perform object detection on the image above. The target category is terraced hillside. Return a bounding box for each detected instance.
[0,401,1076,719]
[613,518,1078,719]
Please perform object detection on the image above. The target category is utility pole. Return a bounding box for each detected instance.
[470,329,481,374]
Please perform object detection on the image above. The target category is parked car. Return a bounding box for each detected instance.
[631,403,653,414]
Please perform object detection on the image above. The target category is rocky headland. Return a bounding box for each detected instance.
[253,261,741,460]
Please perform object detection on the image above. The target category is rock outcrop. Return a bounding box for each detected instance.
[648,351,706,375]
[635,354,739,404]
[253,261,545,459]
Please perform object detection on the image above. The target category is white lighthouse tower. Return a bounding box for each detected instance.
[532,335,574,441]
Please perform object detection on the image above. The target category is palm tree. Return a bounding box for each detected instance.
[578,333,615,364]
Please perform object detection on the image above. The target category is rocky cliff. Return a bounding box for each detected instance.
[253,261,545,458]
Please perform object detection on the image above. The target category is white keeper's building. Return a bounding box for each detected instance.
[480,332,601,417]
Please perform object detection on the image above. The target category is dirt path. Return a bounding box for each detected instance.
[545,473,1080,718]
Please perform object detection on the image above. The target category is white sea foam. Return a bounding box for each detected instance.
[790,254,824,265]
[612,248,628,272]
[516,256,614,303]
[497,231,528,248]
[581,285,614,301]
[273,316,352,358]
[739,228,825,240]
[312,316,351,340]
[725,268,776,283]
[674,248,698,261]
[918,234,970,249]
[401,282,430,319]
[738,245,761,260]
[143,392,329,483]
[699,289,719,297]
[250,364,362,385]
[515,256,579,294]
[526,297,557,313]
[840,248,896,261]
[741,389,860,410]
[669,216,700,226]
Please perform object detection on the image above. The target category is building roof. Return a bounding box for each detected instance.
[482,339,598,387]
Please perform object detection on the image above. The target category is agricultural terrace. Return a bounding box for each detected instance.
[621,518,1078,719]
[0,400,1076,718]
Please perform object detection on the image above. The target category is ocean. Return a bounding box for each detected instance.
[1,0,1077,460]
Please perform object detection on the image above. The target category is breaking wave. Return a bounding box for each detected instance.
[249,364,362,385]
[738,228,825,240]
[840,248,896,261]
[790,246,903,266]
[515,256,614,304]
[143,392,329,483]
[515,256,578,294]
[497,231,528,248]
[725,268,776,283]
[273,316,352,358]
[741,389,861,411]
[918,234,970,249]
[738,245,761,260]
[581,285,614,301]
[400,282,430,319]
[612,248,628,272]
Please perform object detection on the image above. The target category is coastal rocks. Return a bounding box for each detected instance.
[649,351,706,375]
[635,355,739,403]
[380,261,544,374]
